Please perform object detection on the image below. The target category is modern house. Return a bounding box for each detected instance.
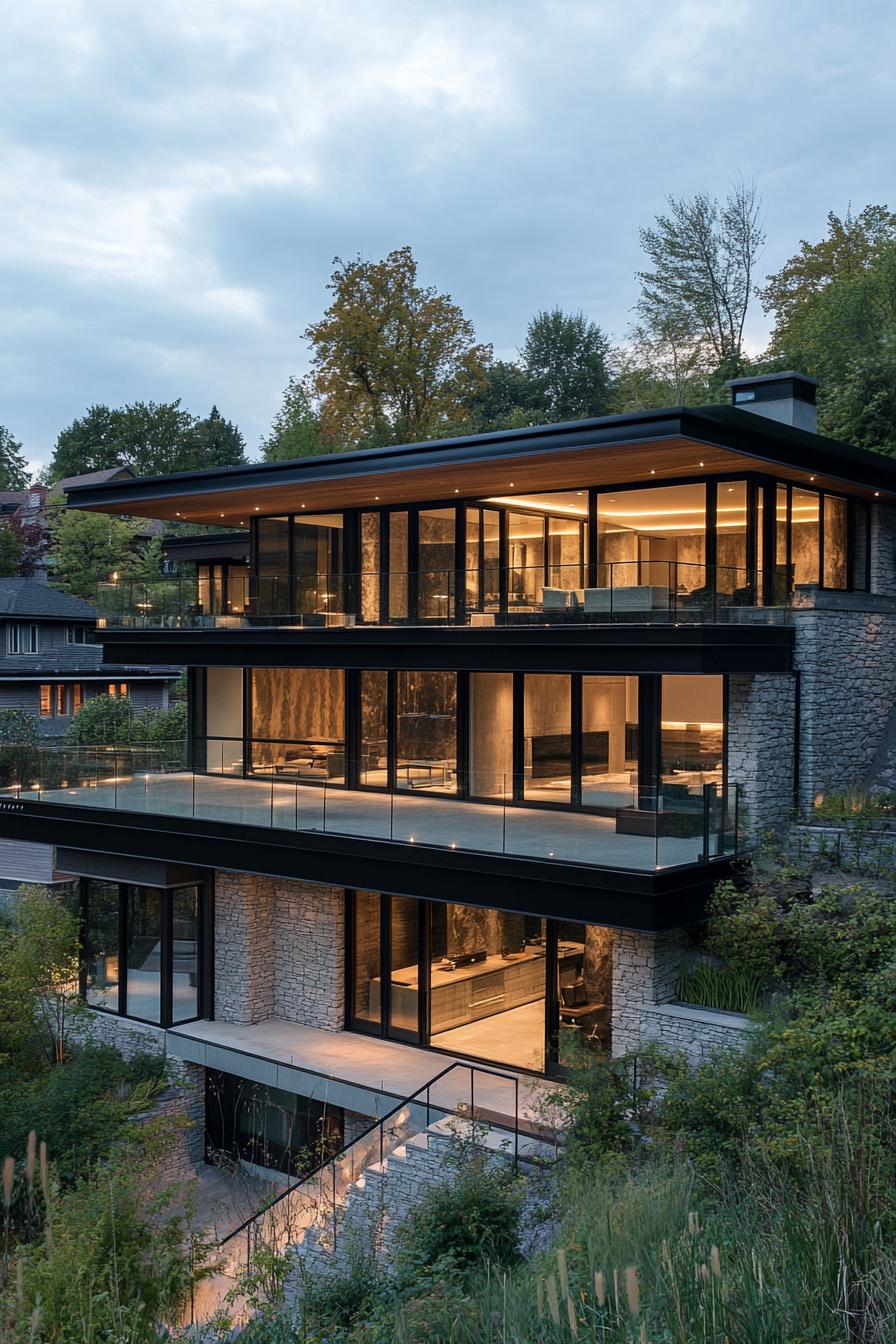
[0,578,180,894]
[1,370,895,1176]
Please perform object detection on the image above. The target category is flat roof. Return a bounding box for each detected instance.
[64,404,896,525]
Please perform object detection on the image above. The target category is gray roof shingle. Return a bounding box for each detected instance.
[0,580,98,620]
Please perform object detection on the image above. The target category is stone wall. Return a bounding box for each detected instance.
[790,594,896,805]
[214,871,345,1030]
[611,928,687,1057]
[76,1008,167,1059]
[870,502,896,597]
[637,1002,753,1068]
[727,673,796,837]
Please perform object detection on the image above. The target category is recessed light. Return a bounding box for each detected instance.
[454,489,459,494]
[650,469,656,475]
[576,491,584,496]
[875,491,880,497]
[374,495,380,501]
[220,513,224,518]
[255,506,259,511]
[699,461,704,467]
[810,476,815,482]
[509,482,514,487]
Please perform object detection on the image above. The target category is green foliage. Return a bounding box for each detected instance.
[48,399,246,481]
[813,783,896,820]
[48,505,139,600]
[636,179,765,381]
[0,1045,166,1189]
[392,1135,523,1276]
[303,245,492,447]
[4,1144,205,1342]
[0,885,81,1073]
[521,308,613,421]
[64,695,187,751]
[0,425,30,491]
[0,523,22,576]
[0,710,39,789]
[261,376,328,460]
[761,207,896,453]
[676,960,763,1013]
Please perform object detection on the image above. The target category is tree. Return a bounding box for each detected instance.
[182,404,247,469]
[48,400,247,481]
[521,308,613,421]
[8,512,47,577]
[261,377,327,460]
[48,404,124,479]
[760,204,896,346]
[304,246,492,447]
[761,209,896,452]
[48,507,138,600]
[636,179,765,381]
[0,425,30,491]
[0,886,82,1067]
[0,523,22,577]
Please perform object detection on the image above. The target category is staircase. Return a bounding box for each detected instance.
[208,1062,559,1325]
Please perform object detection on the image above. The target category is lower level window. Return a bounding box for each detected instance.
[108,683,129,699]
[81,877,206,1026]
[205,1070,343,1176]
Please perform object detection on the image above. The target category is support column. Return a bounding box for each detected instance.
[214,872,276,1023]
[727,673,796,838]
[611,928,687,1057]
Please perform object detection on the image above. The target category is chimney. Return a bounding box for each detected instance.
[725,371,818,433]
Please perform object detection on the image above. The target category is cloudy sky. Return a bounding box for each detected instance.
[2,0,894,471]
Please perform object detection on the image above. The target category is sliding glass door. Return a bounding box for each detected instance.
[348,891,423,1044]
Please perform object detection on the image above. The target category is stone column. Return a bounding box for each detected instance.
[214,871,276,1023]
[274,880,346,1031]
[611,928,687,1057]
[726,673,796,838]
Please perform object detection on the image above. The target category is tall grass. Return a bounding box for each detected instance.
[676,961,762,1014]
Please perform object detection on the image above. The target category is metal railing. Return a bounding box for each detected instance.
[209,1060,531,1324]
[0,738,741,873]
[94,562,788,631]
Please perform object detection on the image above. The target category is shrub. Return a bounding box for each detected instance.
[0,710,38,789]
[392,1134,524,1276]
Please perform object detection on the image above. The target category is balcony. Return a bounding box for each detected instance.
[96,562,790,633]
[0,741,739,876]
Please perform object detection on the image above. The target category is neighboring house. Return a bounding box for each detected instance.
[161,532,250,612]
[2,371,895,1179]
[0,578,180,894]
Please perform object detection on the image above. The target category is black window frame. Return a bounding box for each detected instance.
[79,875,211,1029]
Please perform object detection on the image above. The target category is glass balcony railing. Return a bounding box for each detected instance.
[94,562,789,631]
[0,738,741,874]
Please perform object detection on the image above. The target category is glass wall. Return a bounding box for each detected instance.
[660,675,724,792]
[171,886,199,1025]
[418,508,455,619]
[716,482,749,596]
[347,894,615,1074]
[507,512,546,608]
[389,512,409,619]
[395,671,457,793]
[581,676,638,808]
[824,495,848,588]
[523,674,572,803]
[360,670,389,788]
[791,488,820,586]
[256,516,290,614]
[360,513,381,622]
[125,887,162,1024]
[468,672,513,799]
[430,905,547,1071]
[350,889,382,1027]
[82,879,205,1027]
[85,881,120,1010]
[250,668,345,780]
[597,483,706,594]
[293,513,344,616]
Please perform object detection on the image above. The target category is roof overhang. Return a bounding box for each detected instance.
[64,407,896,526]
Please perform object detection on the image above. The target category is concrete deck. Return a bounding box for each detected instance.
[167,1016,558,1128]
[22,771,721,871]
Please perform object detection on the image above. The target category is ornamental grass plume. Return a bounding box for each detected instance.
[594,1268,607,1308]
[625,1265,641,1319]
[2,1156,13,1212]
[25,1131,36,1191]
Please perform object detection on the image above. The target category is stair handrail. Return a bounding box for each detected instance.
[218,1058,527,1254]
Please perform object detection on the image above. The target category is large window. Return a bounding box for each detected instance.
[581,676,638,808]
[395,671,457,794]
[81,879,205,1027]
[597,484,706,595]
[256,516,290,614]
[8,623,38,654]
[523,674,571,803]
[347,893,613,1074]
[468,673,513,799]
[418,508,455,620]
[791,488,820,586]
[360,670,389,788]
[250,667,345,780]
[660,675,724,787]
[293,514,344,617]
[430,905,547,1071]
